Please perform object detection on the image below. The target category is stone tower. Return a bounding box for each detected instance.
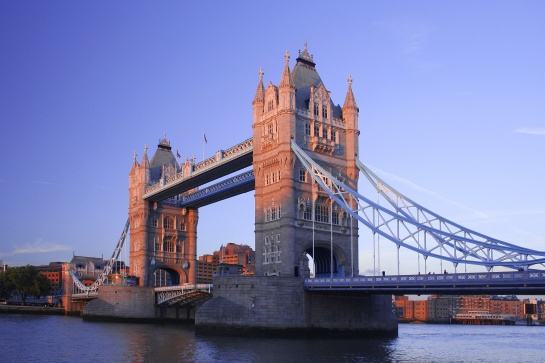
[252,45,360,277]
[128,135,198,286]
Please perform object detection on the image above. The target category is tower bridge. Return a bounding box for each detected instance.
[71,44,544,336]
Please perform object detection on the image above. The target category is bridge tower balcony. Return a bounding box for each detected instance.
[309,135,335,154]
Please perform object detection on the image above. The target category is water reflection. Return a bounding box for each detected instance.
[2,315,542,363]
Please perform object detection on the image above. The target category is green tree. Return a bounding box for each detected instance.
[1,265,51,305]
[0,270,12,299]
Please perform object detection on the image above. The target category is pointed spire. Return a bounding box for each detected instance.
[141,144,149,168]
[131,150,139,169]
[343,74,358,110]
[279,50,295,89]
[253,67,265,105]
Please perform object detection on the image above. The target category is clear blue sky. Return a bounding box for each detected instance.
[1,1,544,280]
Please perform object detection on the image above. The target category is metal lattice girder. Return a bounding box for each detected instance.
[290,140,545,270]
[155,285,213,306]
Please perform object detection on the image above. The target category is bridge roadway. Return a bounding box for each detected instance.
[304,271,545,295]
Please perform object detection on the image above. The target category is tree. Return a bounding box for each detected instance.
[0,271,12,299]
[1,265,51,305]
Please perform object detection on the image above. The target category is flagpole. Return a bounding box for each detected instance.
[202,133,206,161]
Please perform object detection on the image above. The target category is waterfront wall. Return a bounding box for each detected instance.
[195,276,398,337]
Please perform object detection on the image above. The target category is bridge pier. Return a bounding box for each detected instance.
[82,286,195,323]
[195,276,398,337]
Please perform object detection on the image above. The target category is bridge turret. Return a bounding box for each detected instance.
[278,50,296,113]
[129,135,197,287]
[342,75,360,181]
[252,67,265,122]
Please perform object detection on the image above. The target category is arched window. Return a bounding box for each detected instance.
[163,217,174,229]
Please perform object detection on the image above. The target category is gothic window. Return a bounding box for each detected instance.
[163,217,174,230]
[322,105,328,119]
[299,168,307,182]
[265,173,270,185]
[314,124,320,137]
[305,122,311,136]
[152,219,158,228]
[267,122,274,134]
[155,237,161,251]
[332,209,339,225]
[180,223,186,231]
[268,99,274,111]
[322,127,328,139]
[165,237,175,253]
[332,130,337,143]
[304,207,312,220]
[314,103,319,116]
[315,203,329,223]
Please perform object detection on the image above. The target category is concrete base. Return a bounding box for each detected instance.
[195,276,398,337]
[82,286,194,323]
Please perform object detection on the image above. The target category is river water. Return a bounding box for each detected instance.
[1,314,543,362]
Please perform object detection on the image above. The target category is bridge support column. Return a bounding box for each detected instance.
[195,276,398,337]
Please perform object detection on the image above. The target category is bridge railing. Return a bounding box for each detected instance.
[304,271,545,287]
[154,284,212,292]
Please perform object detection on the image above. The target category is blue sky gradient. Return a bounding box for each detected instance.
[1,1,544,279]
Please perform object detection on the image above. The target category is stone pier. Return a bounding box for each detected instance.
[195,276,398,337]
[82,286,195,323]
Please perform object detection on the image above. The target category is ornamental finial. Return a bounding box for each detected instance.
[284,50,290,63]
[258,67,264,80]
[348,74,353,86]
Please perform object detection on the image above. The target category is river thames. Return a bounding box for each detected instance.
[1,314,543,362]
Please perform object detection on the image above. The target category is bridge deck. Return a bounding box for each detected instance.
[304,271,545,295]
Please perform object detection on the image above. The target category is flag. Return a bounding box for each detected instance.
[176,150,180,158]
[203,133,207,144]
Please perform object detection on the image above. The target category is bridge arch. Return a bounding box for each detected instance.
[151,265,187,287]
[301,242,348,278]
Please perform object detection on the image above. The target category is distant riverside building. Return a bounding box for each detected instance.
[36,262,64,295]
[196,243,255,283]
[394,295,541,323]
